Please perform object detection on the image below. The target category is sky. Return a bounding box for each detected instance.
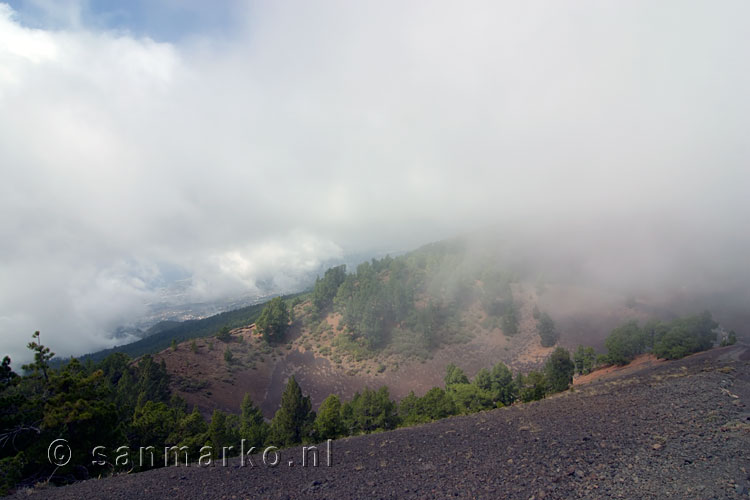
[1,0,749,364]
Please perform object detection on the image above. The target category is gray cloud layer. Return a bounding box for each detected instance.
[2,1,749,363]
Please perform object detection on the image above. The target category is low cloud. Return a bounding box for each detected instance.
[1,1,749,363]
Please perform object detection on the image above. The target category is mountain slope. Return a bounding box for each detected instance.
[152,281,600,418]
[24,344,750,499]
[69,235,744,418]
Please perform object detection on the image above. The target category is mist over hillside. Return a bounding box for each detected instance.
[3,1,750,496]
[2,0,750,367]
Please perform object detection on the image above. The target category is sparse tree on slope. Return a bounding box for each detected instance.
[269,376,314,446]
[257,297,290,344]
[545,347,575,393]
[573,345,596,375]
[518,371,547,402]
[605,321,645,365]
[537,313,559,347]
[240,394,269,449]
[444,363,469,387]
[208,409,239,458]
[313,394,345,441]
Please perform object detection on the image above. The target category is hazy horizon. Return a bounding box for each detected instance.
[2,0,749,364]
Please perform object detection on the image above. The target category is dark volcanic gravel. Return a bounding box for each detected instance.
[14,344,750,499]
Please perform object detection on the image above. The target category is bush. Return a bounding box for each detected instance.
[341,387,399,434]
[518,371,547,402]
[473,362,517,406]
[216,326,232,342]
[0,453,25,496]
[573,345,596,375]
[443,364,469,386]
[400,387,457,425]
[544,347,574,393]
[653,312,717,360]
[448,383,494,414]
[605,321,645,365]
[721,331,738,346]
[537,312,558,347]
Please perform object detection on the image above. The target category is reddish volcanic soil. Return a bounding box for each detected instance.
[573,353,665,386]
[152,284,701,419]
[20,344,750,500]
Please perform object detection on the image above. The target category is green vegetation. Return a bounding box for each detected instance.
[268,376,314,446]
[0,356,17,385]
[341,386,399,434]
[536,312,559,347]
[604,320,645,365]
[307,241,518,355]
[446,383,494,414]
[720,331,738,347]
[311,265,347,316]
[480,271,518,336]
[0,331,585,494]
[474,362,517,406]
[443,363,469,386]
[216,326,232,342]
[257,297,291,344]
[55,298,283,366]
[652,312,718,360]
[399,388,457,425]
[517,371,547,402]
[573,345,596,375]
[239,394,269,449]
[313,394,345,440]
[2,229,727,495]
[501,304,519,336]
[544,347,575,393]
[601,312,718,364]
[207,409,239,458]
[0,334,184,492]
[334,258,415,348]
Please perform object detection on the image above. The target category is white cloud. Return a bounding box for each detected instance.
[1,1,750,364]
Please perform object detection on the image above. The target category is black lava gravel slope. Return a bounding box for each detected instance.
[13,344,750,499]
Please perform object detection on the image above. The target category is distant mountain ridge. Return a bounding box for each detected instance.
[51,295,303,366]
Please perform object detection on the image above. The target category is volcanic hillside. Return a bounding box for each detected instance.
[21,343,750,499]
[149,240,706,418]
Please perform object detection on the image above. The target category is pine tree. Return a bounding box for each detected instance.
[313,394,344,441]
[269,376,313,446]
[537,313,559,347]
[489,361,516,406]
[0,356,17,385]
[22,331,54,382]
[518,371,547,402]
[444,363,469,387]
[240,394,268,448]
[544,347,575,393]
[257,298,290,343]
[208,410,239,458]
[216,326,232,342]
[573,345,596,375]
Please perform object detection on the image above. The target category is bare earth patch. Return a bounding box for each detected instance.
[574,353,665,386]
